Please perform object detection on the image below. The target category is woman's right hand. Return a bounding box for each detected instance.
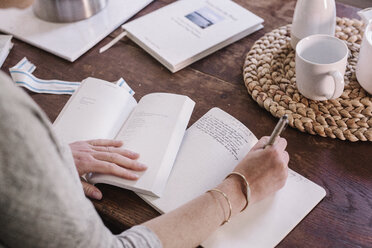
[232,136,289,206]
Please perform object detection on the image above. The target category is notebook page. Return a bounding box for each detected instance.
[203,169,326,247]
[139,107,258,211]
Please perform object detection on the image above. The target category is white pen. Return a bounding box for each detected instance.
[99,31,127,54]
[264,114,288,148]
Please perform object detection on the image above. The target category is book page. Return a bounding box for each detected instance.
[139,108,326,247]
[88,93,195,196]
[53,77,137,144]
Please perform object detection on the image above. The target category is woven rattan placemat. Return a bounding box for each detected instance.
[243,17,372,142]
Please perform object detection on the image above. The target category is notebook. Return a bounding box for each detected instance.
[139,108,326,247]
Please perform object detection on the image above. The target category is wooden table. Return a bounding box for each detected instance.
[2,0,371,247]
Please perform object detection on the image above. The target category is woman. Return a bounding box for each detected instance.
[0,1,289,247]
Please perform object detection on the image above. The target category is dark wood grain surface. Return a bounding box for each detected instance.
[2,0,371,247]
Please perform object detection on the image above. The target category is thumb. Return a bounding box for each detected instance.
[81,180,103,200]
[250,136,270,151]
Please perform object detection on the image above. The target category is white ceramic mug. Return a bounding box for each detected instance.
[291,0,336,49]
[356,8,372,95]
[296,35,349,101]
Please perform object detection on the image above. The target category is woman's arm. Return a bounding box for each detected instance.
[68,136,289,248]
[0,70,288,248]
[144,137,289,248]
[67,136,288,248]
[0,72,160,248]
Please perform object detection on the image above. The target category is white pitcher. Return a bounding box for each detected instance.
[356,8,372,95]
[291,0,336,49]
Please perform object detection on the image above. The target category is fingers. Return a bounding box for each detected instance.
[250,136,270,151]
[88,139,140,161]
[89,158,141,180]
[267,140,289,170]
[93,151,147,171]
[251,136,288,152]
[92,146,139,160]
[81,180,102,200]
[87,139,123,147]
[71,139,146,181]
[283,151,290,165]
[278,151,289,186]
[272,137,287,152]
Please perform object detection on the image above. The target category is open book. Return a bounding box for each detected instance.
[53,78,195,197]
[121,0,264,72]
[139,108,326,247]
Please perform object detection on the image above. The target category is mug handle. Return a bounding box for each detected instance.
[358,7,372,24]
[328,71,345,99]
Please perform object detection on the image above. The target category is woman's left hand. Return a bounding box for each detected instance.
[69,139,147,200]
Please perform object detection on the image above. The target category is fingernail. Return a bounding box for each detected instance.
[138,162,147,169]
[129,151,139,157]
[132,152,140,158]
[92,191,102,200]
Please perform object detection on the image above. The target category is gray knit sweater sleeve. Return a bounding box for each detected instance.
[0,72,161,248]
